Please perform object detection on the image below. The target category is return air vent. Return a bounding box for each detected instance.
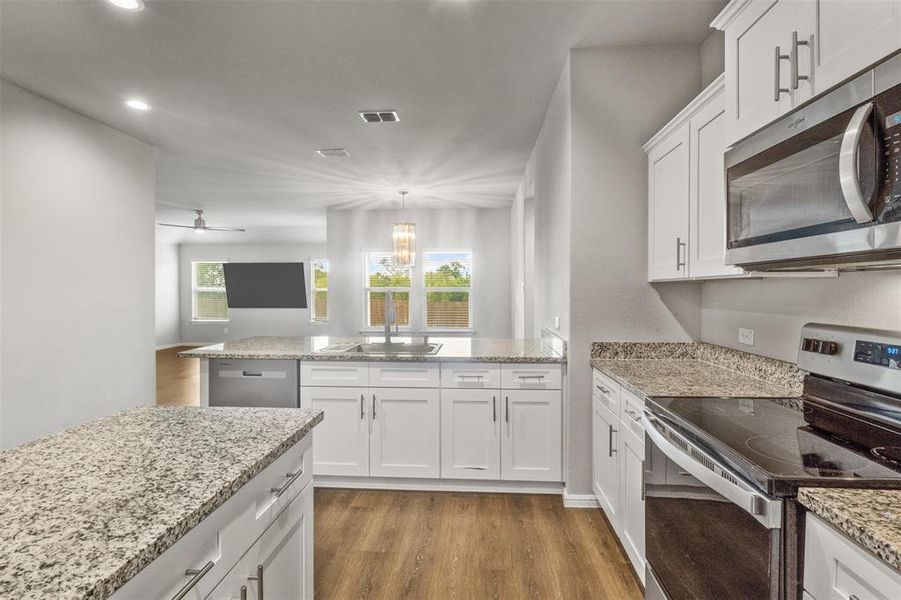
[359,110,400,123]
[316,148,351,158]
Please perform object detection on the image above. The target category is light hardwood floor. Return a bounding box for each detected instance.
[314,488,642,600]
[155,346,199,406]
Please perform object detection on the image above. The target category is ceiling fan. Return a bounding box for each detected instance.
[157,209,245,233]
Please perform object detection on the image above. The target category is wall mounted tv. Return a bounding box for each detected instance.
[223,262,308,309]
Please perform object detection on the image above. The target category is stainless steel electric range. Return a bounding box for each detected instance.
[643,323,901,600]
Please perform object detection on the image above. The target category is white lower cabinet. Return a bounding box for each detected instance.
[592,395,619,525]
[370,387,441,478]
[619,412,646,584]
[301,386,369,477]
[501,389,562,482]
[441,388,501,479]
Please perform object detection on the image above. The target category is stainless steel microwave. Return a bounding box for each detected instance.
[725,52,901,270]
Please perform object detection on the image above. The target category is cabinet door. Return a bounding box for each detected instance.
[441,389,501,479]
[618,424,646,585]
[723,0,798,145]
[501,390,562,482]
[689,89,745,279]
[370,387,440,478]
[592,395,620,530]
[801,0,901,97]
[243,482,314,600]
[648,122,691,281]
[300,386,369,476]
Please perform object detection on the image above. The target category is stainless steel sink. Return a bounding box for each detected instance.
[319,342,442,355]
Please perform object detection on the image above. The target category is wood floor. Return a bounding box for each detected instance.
[155,346,199,406]
[314,488,642,600]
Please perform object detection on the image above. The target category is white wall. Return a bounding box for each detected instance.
[155,242,180,347]
[700,30,726,87]
[0,81,156,448]
[178,243,326,344]
[327,207,512,338]
[701,272,901,362]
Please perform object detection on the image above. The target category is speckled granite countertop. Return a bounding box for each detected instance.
[0,406,323,600]
[180,336,565,363]
[798,488,901,572]
[590,342,803,399]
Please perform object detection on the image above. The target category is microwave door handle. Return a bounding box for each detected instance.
[839,102,875,224]
[641,411,781,529]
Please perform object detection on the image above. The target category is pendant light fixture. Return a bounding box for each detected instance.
[392,190,416,269]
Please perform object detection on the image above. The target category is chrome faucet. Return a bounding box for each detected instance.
[384,290,398,343]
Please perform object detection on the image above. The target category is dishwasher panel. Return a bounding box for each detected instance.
[209,359,298,408]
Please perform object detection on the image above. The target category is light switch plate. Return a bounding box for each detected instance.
[554,316,560,329]
[739,328,755,346]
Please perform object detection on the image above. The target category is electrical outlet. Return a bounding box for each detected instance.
[739,328,755,346]
[224,327,229,335]
[554,316,560,329]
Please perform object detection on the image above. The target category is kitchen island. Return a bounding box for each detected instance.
[0,406,322,600]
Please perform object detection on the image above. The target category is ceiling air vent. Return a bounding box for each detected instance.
[316,148,351,158]
[359,110,400,123]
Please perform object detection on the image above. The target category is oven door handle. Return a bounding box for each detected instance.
[642,411,782,529]
[839,101,875,224]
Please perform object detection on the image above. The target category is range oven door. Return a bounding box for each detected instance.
[642,411,783,600]
[724,68,901,269]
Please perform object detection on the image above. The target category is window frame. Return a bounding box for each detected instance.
[310,258,329,324]
[191,260,229,323]
[361,251,414,332]
[421,249,474,333]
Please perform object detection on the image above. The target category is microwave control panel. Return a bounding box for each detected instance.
[877,85,901,221]
[854,340,901,370]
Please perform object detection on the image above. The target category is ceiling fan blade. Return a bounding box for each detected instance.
[205,226,246,232]
[157,222,196,229]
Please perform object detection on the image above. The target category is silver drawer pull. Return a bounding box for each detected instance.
[247,564,264,600]
[270,468,304,497]
[595,384,610,394]
[458,374,484,380]
[173,560,215,600]
[240,585,247,600]
[242,371,263,377]
[624,408,641,422]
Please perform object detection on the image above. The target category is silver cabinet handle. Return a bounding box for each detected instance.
[505,396,510,423]
[270,468,304,497]
[492,395,497,422]
[360,394,365,420]
[247,564,264,600]
[790,31,809,90]
[173,560,215,600]
[372,394,377,419]
[595,384,610,395]
[774,46,791,101]
[242,370,263,377]
[839,102,876,224]
[675,237,686,271]
[458,374,484,380]
[608,424,617,457]
[240,585,247,600]
[640,462,646,502]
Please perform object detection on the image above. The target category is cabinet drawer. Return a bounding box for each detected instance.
[441,363,501,389]
[370,362,440,388]
[301,361,368,387]
[592,369,621,416]
[501,364,562,390]
[621,390,644,440]
[804,513,901,600]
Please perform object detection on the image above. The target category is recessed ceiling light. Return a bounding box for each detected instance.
[107,0,145,10]
[359,110,400,123]
[316,148,351,158]
[124,98,151,111]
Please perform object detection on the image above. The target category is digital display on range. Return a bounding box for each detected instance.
[887,111,901,129]
[854,340,901,369]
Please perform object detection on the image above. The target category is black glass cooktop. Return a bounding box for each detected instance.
[646,396,901,496]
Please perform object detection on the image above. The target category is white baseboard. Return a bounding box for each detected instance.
[562,488,599,508]
[314,475,564,495]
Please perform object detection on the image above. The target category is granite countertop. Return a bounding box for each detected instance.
[590,342,804,399]
[798,488,901,572]
[0,406,323,600]
[179,335,565,363]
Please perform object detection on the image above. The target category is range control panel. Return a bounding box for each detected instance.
[855,340,901,370]
[802,338,839,355]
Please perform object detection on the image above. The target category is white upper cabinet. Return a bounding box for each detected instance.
[804,0,901,95]
[647,122,691,281]
[689,86,744,278]
[714,0,901,146]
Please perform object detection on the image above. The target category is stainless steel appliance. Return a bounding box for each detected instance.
[209,359,298,408]
[643,324,901,599]
[725,52,901,270]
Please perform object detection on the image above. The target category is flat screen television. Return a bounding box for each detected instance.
[223,262,308,309]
